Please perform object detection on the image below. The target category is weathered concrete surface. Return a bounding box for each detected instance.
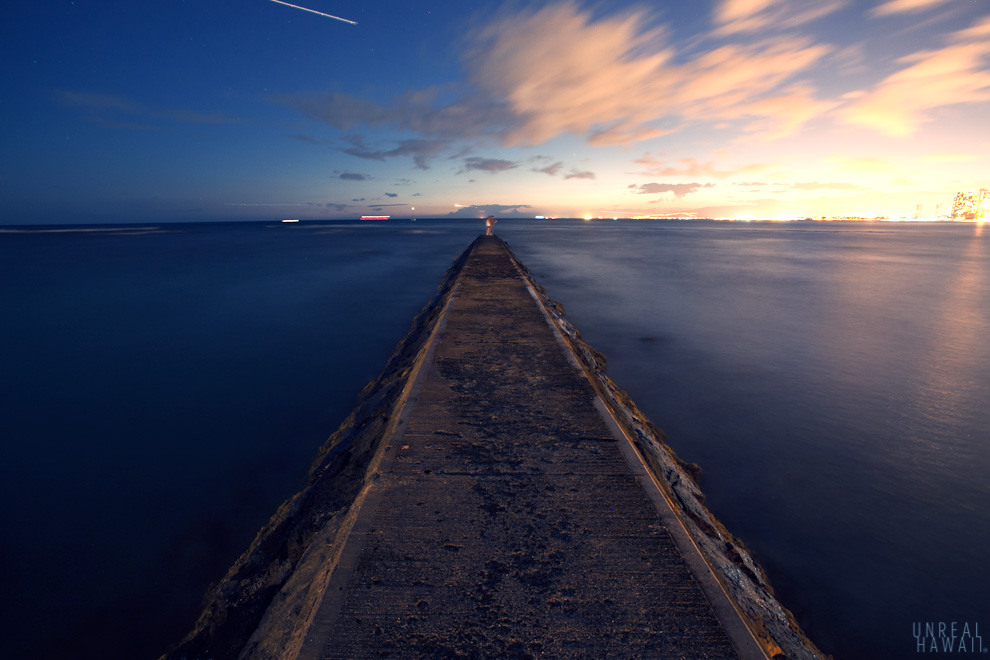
[294,236,749,659]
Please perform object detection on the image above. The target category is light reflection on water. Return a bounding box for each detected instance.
[500,220,990,660]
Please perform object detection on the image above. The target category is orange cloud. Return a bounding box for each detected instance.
[635,156,774,179]
[629,182,716,198]
[713,0,846,35]
[825,156,898,174]
[731,83,838,138]
[466,3,833,146]
[466,3,674,146]
[871,0,952,17]
[840,18,990,135]
[715,0,778,28]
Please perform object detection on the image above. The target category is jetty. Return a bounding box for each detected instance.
[166,236,823,660]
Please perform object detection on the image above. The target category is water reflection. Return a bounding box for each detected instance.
[897,225,989,492]
[501,220,990,660]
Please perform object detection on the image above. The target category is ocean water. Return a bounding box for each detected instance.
[1,219,987,659]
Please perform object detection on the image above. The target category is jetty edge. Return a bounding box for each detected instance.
[163,236,827,660]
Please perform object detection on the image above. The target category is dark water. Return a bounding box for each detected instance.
[1,219,987,659]
[501,220,990,659]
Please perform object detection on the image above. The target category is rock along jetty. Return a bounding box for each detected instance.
[166,236,826,660]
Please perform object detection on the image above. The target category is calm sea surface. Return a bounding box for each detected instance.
[1,219,987,659]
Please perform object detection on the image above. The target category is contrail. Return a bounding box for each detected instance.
[266,0,357,25]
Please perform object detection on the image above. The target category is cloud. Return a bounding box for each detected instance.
[341,136,451,169]
[826,156,899,173]
[840,18,990,136]
[954,16,990,41]
[533,161,564,176]
[870,0,952,17]
[460,157,517,174]
[276,0,987,172]
[291,134,328,145]
[385,192,398,197]
[279,2,837,148]
[443,204,535,218]
[338,172,369,181]
[791,182,865,190]
[715,0,778,26]
[731,83,838,138]
[588,126,675,146]
[828,44,869,76]
[279,88,512,141]
[712,0,847,36]
[530,161,595,179]
[55,90,239,127]
[629,182,716,198]
[463,3,834,145]
[464,3,676,145]
[636,155,773,178]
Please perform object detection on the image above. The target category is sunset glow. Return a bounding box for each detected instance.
[2,0,988,223]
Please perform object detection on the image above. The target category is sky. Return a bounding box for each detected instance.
[2,0,989,223]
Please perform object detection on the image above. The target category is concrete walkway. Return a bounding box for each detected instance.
[298,236,748,659]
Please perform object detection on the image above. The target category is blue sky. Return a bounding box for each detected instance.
[2,0,989,223]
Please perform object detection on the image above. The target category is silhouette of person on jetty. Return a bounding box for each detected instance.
[485,215,497,236]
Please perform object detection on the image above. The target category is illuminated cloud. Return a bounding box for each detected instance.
[791,182,865,191]
[465,3,674,146]
[825,156,900,175]
[871,0,952,17]
[955,16,990,41]
[715,0,778,26]
[264,0,987,221]
[444,204,536,218]
[629,182,716,198]
[588,125,675,146]
[840,17,990,136]
[283,2,835,149]
[713,0,846,36]
[635,156,773,179]
[668,38,832,131]
[465,3,833,145]
[732,83,838,138]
